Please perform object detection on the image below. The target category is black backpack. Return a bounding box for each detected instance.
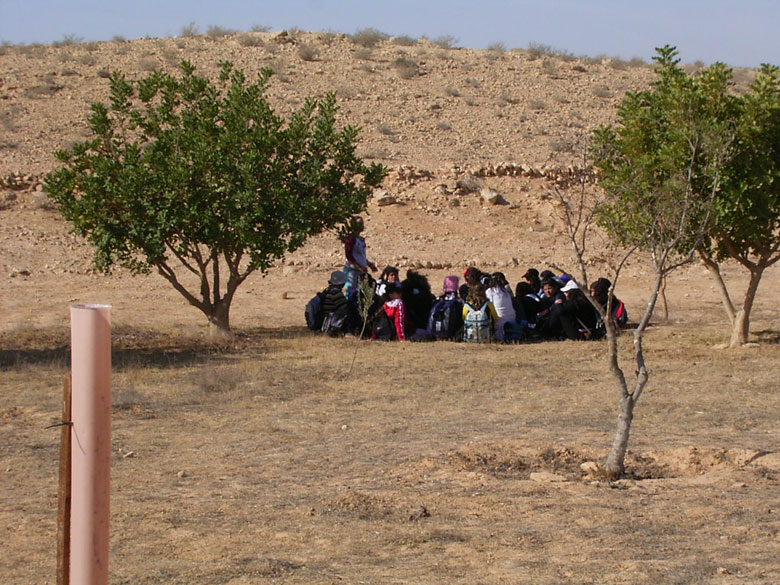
[427,298,463,339]
[372,309,396,341]
[305,291,325,330]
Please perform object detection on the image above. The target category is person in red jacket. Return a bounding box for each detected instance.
[373,281,409,341]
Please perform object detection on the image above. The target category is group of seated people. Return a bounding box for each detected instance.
[306,265,628,343]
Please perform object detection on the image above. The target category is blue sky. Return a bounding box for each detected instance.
[1,0,777,68]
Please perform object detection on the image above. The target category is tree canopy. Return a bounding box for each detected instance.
[45,61,386,333]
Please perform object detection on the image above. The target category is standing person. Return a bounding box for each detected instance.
[342,215,376,295]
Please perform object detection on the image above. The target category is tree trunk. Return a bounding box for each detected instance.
[206,300,232,337]
[604,393,635,479]
[729,266,764,347]
[700,254,736,326]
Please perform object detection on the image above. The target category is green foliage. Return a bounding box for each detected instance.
[591,45,736,269]
[711,63,780,264]
[45,61,386,332]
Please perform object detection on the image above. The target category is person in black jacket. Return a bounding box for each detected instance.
[552,280,603,340]
[321,271,349,335]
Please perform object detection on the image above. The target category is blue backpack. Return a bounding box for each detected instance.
[427,298,463,339]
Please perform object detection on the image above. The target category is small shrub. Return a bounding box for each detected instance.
[527,42,554,59]
[61,68,78,76]
[592,85,611,98]
[550,138,574,153]
[96,69,111,79]
[112,35,127,43]
[354,48,373,60]
[391,35,417,47]
[358,62,375,73]
[444,87,460,97]
[180,22,199,37]
[528,99,546,110]
[457,175,482,194]
[431,35,458,49]
[464,96,476,106]
[77,54,96,66]
[465,77,480,88]
[436,121,452,131]
[628,56,646,67]
[554,94,570,104]
[351,28,388,48]
[207,25,237,38]
[251,24,271,33]
[319,31,339,45]
[499,91,520,105]
[237,33,264,47]
[336,86,358,99]
[297,44,319,62]
[138,57,158,71]
[610,58,629,71]
[393,57,418,79]
[53,34,84,47]
[487,41,506,53]
[542,58,558,76]
[377,124,395,136]
[84,41,99,52]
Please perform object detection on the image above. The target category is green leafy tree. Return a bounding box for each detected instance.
[45,61,386,334]
[699,64,780,346]
[587,46,733,478]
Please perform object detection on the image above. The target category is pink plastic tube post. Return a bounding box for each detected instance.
[69,304,111,585]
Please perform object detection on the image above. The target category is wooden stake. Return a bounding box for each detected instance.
[57,375,72,585]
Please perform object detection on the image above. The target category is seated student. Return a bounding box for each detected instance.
[462,283,498,343]
[485,272,518,342]
[401,270,436,337]
[372,281,408,341]
[375,266,400,298]
[321,271,349,336]
[535,278,566,338]
[513,281,542,325]
[590,277,629,329]
[521,268,542,299]
[554,280,603,340]
[459,266,492,301]
[428,275,464,340]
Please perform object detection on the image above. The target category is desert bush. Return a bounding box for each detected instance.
[499,91,521,105]
[77,54,96,66]
[96,69,111,79]
[554,93,571,104]
[138,57,159,71]
[61,68,78,76]
[592,85,611,98]
[431,35,458,49]
[53,34,84,47]
[351,28,389,48]
[297,44,319,61]
[24,83,64,98]
[112,35,127,43]
[550,138,574,153]
[393,57,419,79]
[465,77,480,88]
[84,41,99,52]
[444,87,460,97]
[207,25,237,38]
[336,85,358,99]
[436,121,452,131]
[237,33,264,47]
[610,58,629,70]
[527,42,574,61]
[319,31,339,45]
[377,124,395,136]
[391,35,417,47]
[358,62,375,74]
[354,48,373,60]
[487,41,506,53]
[542,58,558,76]
[528,99,546,110]
[456,174,482,194]
[464,96,477,106]
[628,57,647,67]
[251,24,271,32]
[180,22,199,37]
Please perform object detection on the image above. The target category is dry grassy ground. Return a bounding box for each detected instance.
[1,30,780,585]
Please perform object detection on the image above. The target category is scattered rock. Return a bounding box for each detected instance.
[580,461,601,476]
[176,470,187,478]
[373,189,397,206]
[408,505,431,521]
[480,188,505,205]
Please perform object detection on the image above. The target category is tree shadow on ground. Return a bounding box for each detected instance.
[0,324,310,371]
[753,329,780,344]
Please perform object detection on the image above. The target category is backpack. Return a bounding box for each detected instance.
[463,302,493,343]
[305,291,325,330]
[503,320,526,343]
[372,309,396,341]
[321,311,347,337]
[427,298,463,339]
[613,299,628,328]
